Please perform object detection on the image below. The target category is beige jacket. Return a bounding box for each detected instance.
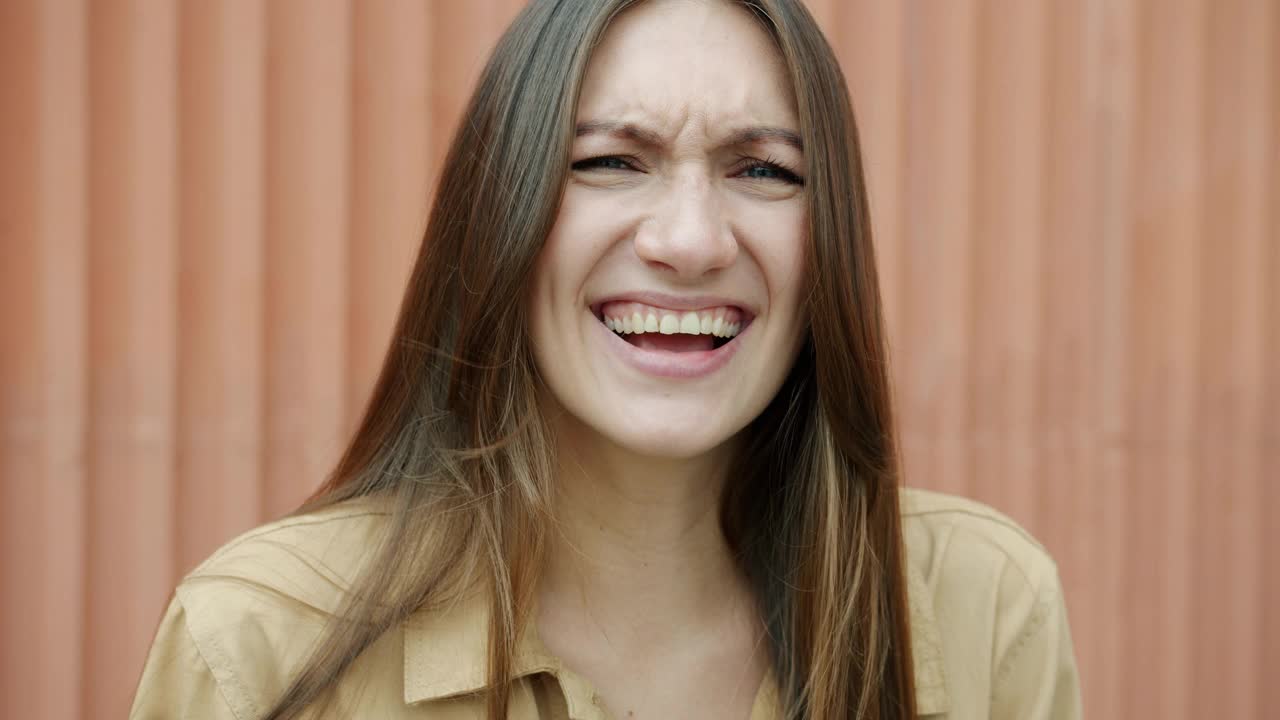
[130,488,1082,719]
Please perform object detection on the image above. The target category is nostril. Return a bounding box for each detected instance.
[639,258,680,276]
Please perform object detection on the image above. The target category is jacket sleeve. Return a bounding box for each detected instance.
[129,594,244,720]
[990,568,1084,720]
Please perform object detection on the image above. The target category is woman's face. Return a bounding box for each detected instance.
[529,0,808,460]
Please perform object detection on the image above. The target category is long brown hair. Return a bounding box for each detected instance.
[262,1,916,718]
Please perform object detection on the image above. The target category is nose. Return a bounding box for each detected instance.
[633,174,738,279]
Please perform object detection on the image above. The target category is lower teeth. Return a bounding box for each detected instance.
[611,330,732,350]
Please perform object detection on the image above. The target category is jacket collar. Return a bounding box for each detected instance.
[403,565,950,714]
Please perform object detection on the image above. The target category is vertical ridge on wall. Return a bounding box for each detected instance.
[1262,4,1280,709]
[0,8,43,718]
[1192,0,1272,717]
[175,0,266,577]
[263,0,352,518]
[347,0,433,433]
[1126,0,1204,715]
[898,0,979,498]
[1093,0,1139,716]
[831,1,906,365]
[0,1,88,718]
[84,0,180,715]
[968,0,1047,521]
[1039,1,1107,716]
[36,0,91,713]
[426,0,518,181]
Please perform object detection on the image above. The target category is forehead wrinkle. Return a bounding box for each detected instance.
[575,116,803,159]
[577,53,796,145]
[576,5,795,136]
[576,90,797,150]
[573,99,693,149]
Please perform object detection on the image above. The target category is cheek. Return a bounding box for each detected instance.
[527,254,555,344]
[528,192,622,352]
[776,206,809,283]
[535,189,622,297]
[738,203,807,307]
[751,206,809,355]
[527,243,577,368]
[530,212,584,314]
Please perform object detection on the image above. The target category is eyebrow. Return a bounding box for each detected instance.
[575,120,803,152]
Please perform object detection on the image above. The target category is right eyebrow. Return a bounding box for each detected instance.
[574,120,666,149]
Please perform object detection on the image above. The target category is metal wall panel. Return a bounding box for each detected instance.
[1,1,1274,717]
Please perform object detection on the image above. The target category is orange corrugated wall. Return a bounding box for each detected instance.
[1,1,1275,718]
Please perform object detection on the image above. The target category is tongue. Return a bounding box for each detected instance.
[630,333,716,352]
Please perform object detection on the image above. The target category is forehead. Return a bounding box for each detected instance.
[576,0,797,137]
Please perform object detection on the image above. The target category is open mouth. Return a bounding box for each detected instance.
[591,300,752,353]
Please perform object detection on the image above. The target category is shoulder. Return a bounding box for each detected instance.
[183,497,392,602]
[898,487,1082,718]
[899,486,1060,598]
[152,499,395,717]
[175,496,394,642]
[132,497,415,719]
[131,498,396,719]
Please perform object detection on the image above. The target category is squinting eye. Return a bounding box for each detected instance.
[736,159,804,186]
[572,156,635,171]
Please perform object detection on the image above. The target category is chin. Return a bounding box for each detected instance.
[606,426,731,461]
[595,403,746,461]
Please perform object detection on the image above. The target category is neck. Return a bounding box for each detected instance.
[537,414,755,650]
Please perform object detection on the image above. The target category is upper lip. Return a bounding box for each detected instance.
[590,291,757,320]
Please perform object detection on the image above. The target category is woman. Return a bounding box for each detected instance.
[131,1,1081,718]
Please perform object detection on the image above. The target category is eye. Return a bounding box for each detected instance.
[734,157,804,186]
[571,156,638,172]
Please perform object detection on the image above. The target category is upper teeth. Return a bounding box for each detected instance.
[600,301,744,338]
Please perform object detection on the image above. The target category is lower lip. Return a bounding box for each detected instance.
[595,315,748,379]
